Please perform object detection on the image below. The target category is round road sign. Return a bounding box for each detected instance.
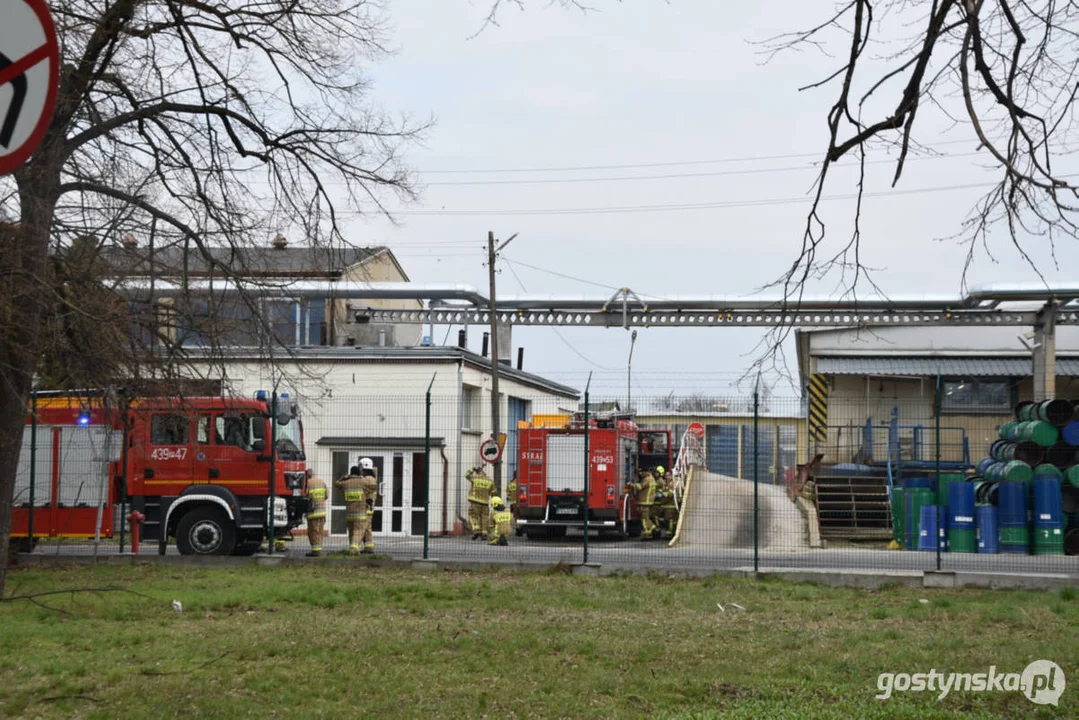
[0,0,60,176]
[480,438,503,463]
[687,422,705,439]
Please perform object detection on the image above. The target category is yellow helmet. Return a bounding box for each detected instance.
[656,466,665,475]
[491,496,504,509]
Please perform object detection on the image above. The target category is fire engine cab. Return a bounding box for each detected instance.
[515,412,672,539]
[12,392,308,556]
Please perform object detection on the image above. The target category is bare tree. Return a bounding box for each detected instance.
[0,1,425,593]
[763,0,1079,296]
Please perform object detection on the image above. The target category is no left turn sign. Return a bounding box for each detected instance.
[0,0,59,175]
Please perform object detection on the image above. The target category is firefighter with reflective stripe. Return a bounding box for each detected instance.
[335,466,366,555]
[628,468,658,540]
[488,496,512,546]
[466,466,494,540]
[304,468,328,557]
[655,466,678,537]
[507,474,519,530]
[360,458,378,554]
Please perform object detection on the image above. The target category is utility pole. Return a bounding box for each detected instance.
[487,230,518,495]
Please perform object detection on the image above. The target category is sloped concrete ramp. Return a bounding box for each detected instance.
[678,469,809,550]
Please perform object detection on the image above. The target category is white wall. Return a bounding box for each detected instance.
[202,357,576,534]
[807,325,1079,356]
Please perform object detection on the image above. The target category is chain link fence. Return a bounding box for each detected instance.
[10,380,1079,576]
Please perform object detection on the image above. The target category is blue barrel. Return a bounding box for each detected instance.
[976,506,999,554]
[997,481,1028,527]
[905,488,935,550]
[976,457,996,476]
[917,505,946,552]
[1061,420,1079,446]
[947,481,975,530]
[1032,478,1064,528]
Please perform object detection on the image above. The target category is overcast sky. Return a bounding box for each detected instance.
[338,1,1079,398]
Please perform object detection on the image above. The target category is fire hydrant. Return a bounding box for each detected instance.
[127,510,145,555]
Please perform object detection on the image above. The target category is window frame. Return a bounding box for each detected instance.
[150,413,190,446]
[939,377,1015,415]
[461,385,480,432]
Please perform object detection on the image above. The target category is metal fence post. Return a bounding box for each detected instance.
[424,374,436,560]
[119,402,130,553]
[28,387,37,547]
[934,373,942,571]
[753,381,760,573]
[583,372,592,565]
[269,391,278,555]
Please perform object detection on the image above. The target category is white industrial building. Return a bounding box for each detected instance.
[196,346,578,538]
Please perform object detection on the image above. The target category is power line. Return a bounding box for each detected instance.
[388,177,1061,218]
[423,152,981,187]
[501,257,625,293]
[417,138,979,175]
[503,260,617,372]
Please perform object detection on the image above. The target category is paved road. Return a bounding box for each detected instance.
[26,533,1079,576]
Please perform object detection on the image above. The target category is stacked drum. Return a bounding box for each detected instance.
[894,399,1079,555]
[974,399,1078,556]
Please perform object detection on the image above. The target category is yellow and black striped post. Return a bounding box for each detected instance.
[808,374,828,443]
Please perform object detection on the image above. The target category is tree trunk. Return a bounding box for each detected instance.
[0,172,57,596]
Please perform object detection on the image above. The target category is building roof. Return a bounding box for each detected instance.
[816,356,1079,377]
[197,345,581,399]
[101,244,389,279]
[315,436,446,448]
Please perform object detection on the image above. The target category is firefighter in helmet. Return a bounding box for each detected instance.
[488,496,512,546]
[466,466,494,540]
[335,464,366,555]
[655,466,678,537]
[628,467,658,540]
[359,457,378,554]
[304,468,328,557]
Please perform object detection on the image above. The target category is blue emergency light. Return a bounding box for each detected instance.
[255,390,267,401]
[77,413,91,425]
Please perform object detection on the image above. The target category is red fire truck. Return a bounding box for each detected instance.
[515,413,672,539]
[11,392,308,556]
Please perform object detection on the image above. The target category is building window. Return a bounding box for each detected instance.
[941,378,1013,414]
[265,298,328,346]
[461,385,480,431]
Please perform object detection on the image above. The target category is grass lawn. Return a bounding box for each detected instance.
[0,563,1075,719]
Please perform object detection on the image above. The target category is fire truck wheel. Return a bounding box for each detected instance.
[175,507,236,556]
[626,519,643,538]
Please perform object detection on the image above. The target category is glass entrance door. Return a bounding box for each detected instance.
[376,452,413,536]
[329,450,416,537]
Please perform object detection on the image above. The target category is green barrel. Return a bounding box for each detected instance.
[947,528,976,553]
[1066,465,1079,489]
[937,473,964,507]
[1017,402,1035,422]
[906,489,935,551]
[999,460,1033,484]
[999,421,1019,441]
[1033,463,1064,480]
[891,488,906,546]
[999,526,1029,545]
[1032,526,1065,555]
[1017,421,1059,447]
